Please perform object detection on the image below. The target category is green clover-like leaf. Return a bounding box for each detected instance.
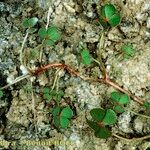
[90,108,105,122]
[60,116,70,129]
[38,28,47,38]
[51,106,61,116]
[47,26,61,42]
[81,49,92,65]
[43,93,52,101]
[144,102,150,109]
[119,94,130,104]
[102,109,117,125]
[99,17,109,28]
[22,18,29,28]
[60,107,73,119]
[95,127,111,139]
[22,17,38,28]
[55,90,64,101]
[28,17,38,27]
[114,105,125,113]
[99,4,121,28]
[111,91,121,102]
[87,119,100,132]
[108,13,121,27]
[122,43,135,58]
[111,91,130,105]
[0,90,3,98]
[104,4,116,19]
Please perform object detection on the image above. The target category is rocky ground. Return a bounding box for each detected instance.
[0,0,150,150]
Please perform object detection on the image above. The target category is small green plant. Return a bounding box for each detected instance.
[43,87,64,102]
[22,17,38,28]
[0,90,3,98]
[144,101,150,109]
[22,17,38,33]
[121,43,135,59]
[99,4,121,28]
[80,49,92,65]
[111,91,130,113]
[87,108,117,138]
[51,106,73,129]
[38,26,61,46]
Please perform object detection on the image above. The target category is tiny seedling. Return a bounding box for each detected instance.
[144,102,150,109]
[111,91,130,113]
[121,43,135,59]
[0,90,3,98]
[51,106,73,129]
[22,17,38,33]
[38,26,61,46]
[87,108,117,139]
[99,4,121,28]
[80,49,92,65]
[43,87,64,102]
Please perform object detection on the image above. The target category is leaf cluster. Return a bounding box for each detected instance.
[51,106,73,129]
[22,17,38,28]
[87,108,117,139]
[121,43,135,59]
[111,91,130,113]
[99,4,121,28]
[43,87,64,102]
[38,26,61,46]
[22,17,38,33]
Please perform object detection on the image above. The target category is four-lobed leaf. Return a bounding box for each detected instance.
[87,108,117,139]
[99,4,121,28]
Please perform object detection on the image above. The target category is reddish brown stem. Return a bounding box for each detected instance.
[32,63,145,105]
[32,63,80,77]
